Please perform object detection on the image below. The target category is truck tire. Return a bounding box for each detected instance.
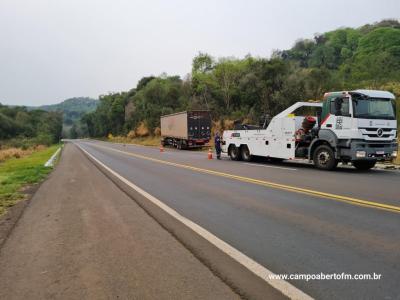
[228,145,242,161]
[241,145,252,162]
[353,160,376,170]
[313,145,338,170]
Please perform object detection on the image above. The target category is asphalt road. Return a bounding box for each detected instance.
[0,144,239,300]
[76,140,400,300]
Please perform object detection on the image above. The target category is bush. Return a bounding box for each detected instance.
[153,127,161,136]
[34,133,54,146]
[1,137,36,149]
[127,130,136,139]
[136,122,150,137]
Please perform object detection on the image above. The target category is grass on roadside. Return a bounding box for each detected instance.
[0,145,60,216]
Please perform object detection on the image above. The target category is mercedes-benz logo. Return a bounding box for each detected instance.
[377,128,383,137]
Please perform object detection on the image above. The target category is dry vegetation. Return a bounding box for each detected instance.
[107,122,160,146]
[107,135,161,147]
[1,148,37,163]
[211,119,234,136]
[0,145,48,163]
[0,148,32,162]
[136,122,150,137]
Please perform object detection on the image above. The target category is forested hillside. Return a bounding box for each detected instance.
[0,104,63,147]
[0,97,96,146]
[29,97,98,138]
[34,97,98,126]
[81,19,400,137]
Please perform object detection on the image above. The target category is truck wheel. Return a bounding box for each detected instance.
[353,160,376,170]
[313,145,338,170]
[241,145,252,162]
[228,145,242,161]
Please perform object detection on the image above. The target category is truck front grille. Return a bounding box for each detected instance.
[359,128,396,140]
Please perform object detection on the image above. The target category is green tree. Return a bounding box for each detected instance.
[70,124,78,139]
[192,52,214,74]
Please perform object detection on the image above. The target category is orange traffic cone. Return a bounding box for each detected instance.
[160,144,164,152]
[208,148,213,159]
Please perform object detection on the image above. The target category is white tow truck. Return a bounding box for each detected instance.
[222,90,398,170]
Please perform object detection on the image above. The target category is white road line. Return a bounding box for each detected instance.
[44,147,61,167]
[76,142,312,300]
[244,162,297,171]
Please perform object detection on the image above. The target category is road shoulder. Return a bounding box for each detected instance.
[0,143,239,300]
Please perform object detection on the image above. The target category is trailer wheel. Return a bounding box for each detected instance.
[313,145,338,170]
[241,145,252,162]
[228,145,242,161]
[353,160,376,170]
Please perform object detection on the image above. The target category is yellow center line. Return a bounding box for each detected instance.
[88,142,400,214]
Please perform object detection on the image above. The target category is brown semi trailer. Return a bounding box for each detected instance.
[161,111,211,149]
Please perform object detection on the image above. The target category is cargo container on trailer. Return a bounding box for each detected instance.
[161,111,211,149]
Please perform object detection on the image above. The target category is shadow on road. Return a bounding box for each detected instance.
[240,156,393,175]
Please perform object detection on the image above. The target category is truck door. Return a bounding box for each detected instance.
[198,112,211,140]
[188,112,198,139]
[188,111,211,140]
[330,97,352,137]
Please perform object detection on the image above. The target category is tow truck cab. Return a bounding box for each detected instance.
[318,90,397,168]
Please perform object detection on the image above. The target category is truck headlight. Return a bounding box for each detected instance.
[392,151,398,158]
[356,151,366,158]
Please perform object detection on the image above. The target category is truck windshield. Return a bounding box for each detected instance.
[352,98,396,120]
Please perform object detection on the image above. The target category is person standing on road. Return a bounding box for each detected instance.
[214,132,221,160]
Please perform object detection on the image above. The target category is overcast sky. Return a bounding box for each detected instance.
[0,0,399,106]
